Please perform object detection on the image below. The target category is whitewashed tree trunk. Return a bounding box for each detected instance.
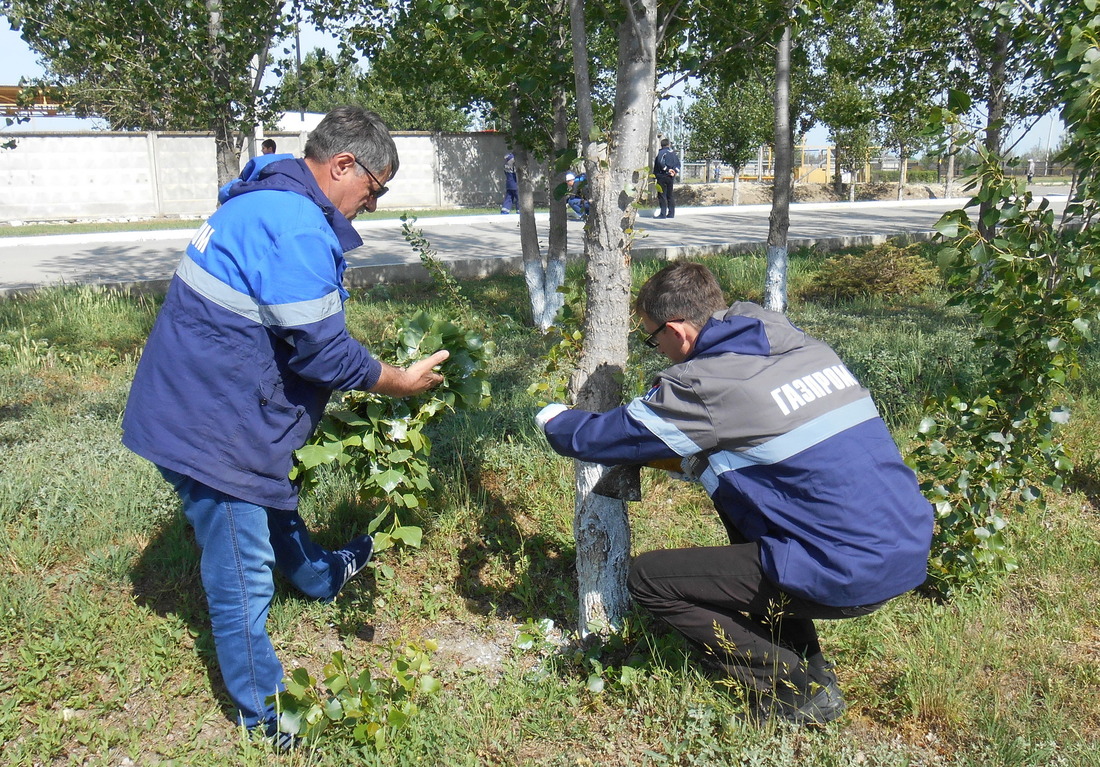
[765,25,792,314]
[897,149,908,201]
[514,97,567,331]
[567,0,657,634]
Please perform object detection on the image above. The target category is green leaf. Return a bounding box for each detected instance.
[295,442,345,469]
[372,469,406,493]
[323,697,344,721]
[278,709,304,736]
[391,526,423,547]
[947,88,972,113]
[586,674,605,694]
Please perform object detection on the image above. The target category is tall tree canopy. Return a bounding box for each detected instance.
[685,72,774,204]
[2,0,289,184]
[271,48,473,132]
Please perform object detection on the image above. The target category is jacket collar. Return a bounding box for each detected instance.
[223,158,364,253]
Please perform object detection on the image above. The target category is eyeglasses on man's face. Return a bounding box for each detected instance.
[352,157,389,198]
[642,318,684,348]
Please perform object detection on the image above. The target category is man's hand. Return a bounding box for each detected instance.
[369,349,450,397]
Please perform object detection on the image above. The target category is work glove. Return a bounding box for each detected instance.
[535,403,568,430]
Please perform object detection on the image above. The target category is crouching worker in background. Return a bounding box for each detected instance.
[534,262,933,725]
[122,106,448,746]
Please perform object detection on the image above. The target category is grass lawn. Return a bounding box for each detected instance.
[1,250,1098,766]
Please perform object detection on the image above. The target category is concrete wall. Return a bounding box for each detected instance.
[0,130,543,223]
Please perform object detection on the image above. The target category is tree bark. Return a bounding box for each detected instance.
[542,87,570,328]
[897,145,908,201]
[979,26,1008,240]
[206,0,239,187]
[945,135,956,198]
[765,25,792,314]
[512,98,562,331]
[567,0,657,635]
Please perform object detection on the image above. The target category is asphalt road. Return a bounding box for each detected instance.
[0,192,1072,295]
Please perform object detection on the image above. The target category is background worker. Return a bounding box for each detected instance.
[501,152,519,213]
[653,138,681,218]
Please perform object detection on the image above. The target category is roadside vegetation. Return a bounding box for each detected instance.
[1,246,1098,765]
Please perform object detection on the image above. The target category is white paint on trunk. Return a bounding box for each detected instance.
[573,461,632,635]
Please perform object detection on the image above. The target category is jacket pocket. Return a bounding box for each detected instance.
[227,382,311,482]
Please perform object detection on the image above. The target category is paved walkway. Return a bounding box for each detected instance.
[0,194,1071,295]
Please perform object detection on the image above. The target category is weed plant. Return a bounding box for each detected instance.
[0,264,1098,765]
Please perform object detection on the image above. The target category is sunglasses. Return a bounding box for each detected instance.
[352,157,389,198]
[642,318,683,348]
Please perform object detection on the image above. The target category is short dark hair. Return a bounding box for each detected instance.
[261,138,277,152]
[305,106,400,180]
[660,138,671,147]
[635,262,726,328]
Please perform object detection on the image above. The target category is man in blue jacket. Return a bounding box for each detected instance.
[535,262,932,725]
[123,106,449,744]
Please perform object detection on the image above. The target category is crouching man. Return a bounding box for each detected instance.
[535,262,932,725]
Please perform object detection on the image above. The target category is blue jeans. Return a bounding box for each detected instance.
[158,467,348,730]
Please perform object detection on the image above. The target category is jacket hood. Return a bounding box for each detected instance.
[691,301,807,359]
[221,156,363,253]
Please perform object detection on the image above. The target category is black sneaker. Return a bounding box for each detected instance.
[333,534,374,592]
[757,680,847,726]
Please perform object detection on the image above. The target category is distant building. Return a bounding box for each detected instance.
[1,84,105,132]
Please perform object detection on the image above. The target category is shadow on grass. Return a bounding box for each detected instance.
[453,452,579,625]
[1068,460,1100,510]
[128,511,232,721]
[128,499,382,726]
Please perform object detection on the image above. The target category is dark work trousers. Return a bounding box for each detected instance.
[628,540,882,703]
[655,173,676,217]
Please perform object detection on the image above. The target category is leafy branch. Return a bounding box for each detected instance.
[908,153,1100,598]
[270,643,441,749]
[292,311,491,576]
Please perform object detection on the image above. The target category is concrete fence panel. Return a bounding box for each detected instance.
[0,129,544,223]
[2,132,161,221]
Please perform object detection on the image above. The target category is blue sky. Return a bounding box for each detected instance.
[2,16,1063,155]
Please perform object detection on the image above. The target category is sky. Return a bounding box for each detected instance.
[2,16,1064,156]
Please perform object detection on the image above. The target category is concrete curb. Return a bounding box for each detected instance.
[0,197,976,250]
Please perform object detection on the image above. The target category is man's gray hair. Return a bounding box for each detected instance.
[305,106,400,179]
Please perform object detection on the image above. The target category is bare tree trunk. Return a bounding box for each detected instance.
[567,0,657,635]
[542,88,570,328]
[207,0,239,187]
[733,165,742,206]
[945,144,956,198]
[513,98,564,331]
[897,145,908,201]
[765,25,792,314]
[979,27,1008,240]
